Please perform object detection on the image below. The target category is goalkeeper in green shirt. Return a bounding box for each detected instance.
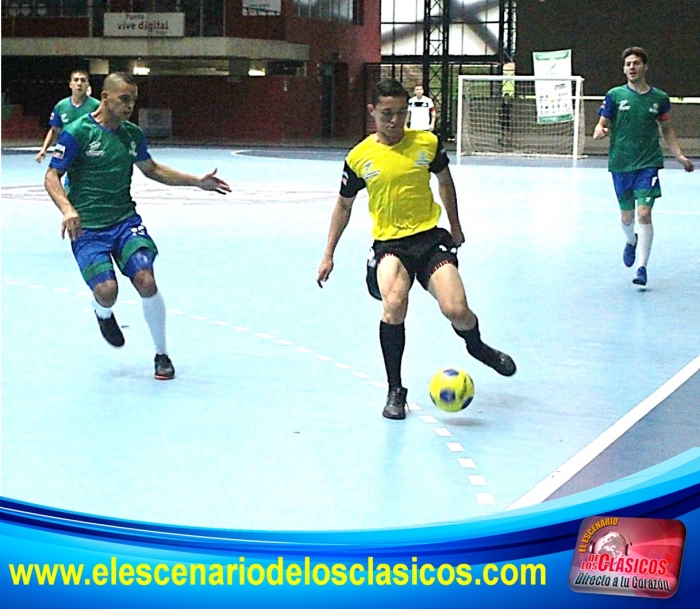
[593,46,694,287]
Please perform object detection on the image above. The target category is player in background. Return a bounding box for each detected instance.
[317,79,516,421]
[499,62,516,149]
[593,46,694,286]
[35,69,99,163]
[44,72,231,380]
[407,84,436,132]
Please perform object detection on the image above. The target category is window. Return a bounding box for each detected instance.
[2,0,88,17]
[294,0,361,25]
[381,0,509,57]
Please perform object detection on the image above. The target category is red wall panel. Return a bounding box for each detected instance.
[1,17,90,37]
[138,75,321,141]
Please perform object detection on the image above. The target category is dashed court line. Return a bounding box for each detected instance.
[3,278,495,508]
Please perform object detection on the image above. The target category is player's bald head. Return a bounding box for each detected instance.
[98,72,138,123]
[102,72,136,93]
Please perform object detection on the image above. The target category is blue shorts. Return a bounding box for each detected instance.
[71,214,159,289]
[611,168,662,211]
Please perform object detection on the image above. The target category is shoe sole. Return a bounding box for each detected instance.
[382,411,406,420]
[633,269,647,286]
[154,374,175,380]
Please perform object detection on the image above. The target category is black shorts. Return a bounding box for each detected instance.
[365,227,459,300]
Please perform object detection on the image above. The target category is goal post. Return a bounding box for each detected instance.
[456,75,586,159]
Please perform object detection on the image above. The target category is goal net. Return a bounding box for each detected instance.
[457,75,586,159]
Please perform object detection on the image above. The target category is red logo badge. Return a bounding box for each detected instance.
[569,516,686,598]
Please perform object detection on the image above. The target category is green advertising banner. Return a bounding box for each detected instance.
[533,49,574,124]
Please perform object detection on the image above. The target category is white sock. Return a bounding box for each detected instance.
[637,223,654,268]
[92,300,113,320]
[142,291,167,354]
[621,221,636,245]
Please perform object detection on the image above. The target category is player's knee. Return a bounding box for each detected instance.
[93,280,118,307]
[124,247,156,278]
[132,270,157,297]
[384,288,408,310]
[637,207,652,223]
[381,292,408,322]
[439,298,469,323]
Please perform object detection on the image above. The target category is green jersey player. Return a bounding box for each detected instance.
[594,46,694,286]
[45,72,231,380]
[35,69,99,164]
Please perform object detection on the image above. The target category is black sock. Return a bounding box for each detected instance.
[380,321,405,389]
[453,318,484,356]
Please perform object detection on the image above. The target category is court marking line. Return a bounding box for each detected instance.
[5,277,491,506]
[476,493,495,505]
[468,475,487,486]
[507,353,700,510]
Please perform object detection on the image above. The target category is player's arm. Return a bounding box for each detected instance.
[429,105,437,132]
[44,131,83,240]
[317,194,356,287]
[435,167,464,247]
[137,158,231,194]
[658,120,695,172]
[593,116,610,139]
[317,161,365,287]
[35,126,61,163]
[429,139,464,246]
[44,167,82,241]
[593,93,614,139]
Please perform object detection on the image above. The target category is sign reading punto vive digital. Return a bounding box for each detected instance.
[104,13,185,37]
[569,516,686,599]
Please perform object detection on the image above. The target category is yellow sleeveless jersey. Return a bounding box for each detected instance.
[341,130,448,240]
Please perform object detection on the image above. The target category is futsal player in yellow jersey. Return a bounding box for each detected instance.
[317,79,516,420]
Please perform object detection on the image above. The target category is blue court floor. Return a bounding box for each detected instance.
[2,145,700,530]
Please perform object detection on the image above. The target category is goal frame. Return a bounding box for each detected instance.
[456,74,586,160]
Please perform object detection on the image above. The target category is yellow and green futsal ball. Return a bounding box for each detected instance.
[429,367,475,412]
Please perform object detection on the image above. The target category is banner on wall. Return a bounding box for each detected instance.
[532,49,574,124]
[104,13,184,37]
[242,0,282,16]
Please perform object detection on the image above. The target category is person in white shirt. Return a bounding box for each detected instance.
[407,85,436,132]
